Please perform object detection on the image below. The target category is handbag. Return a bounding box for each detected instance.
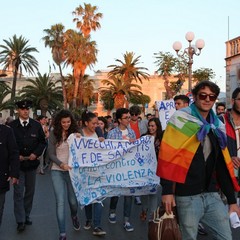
[148,207,182,240]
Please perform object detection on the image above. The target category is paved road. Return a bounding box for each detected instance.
[1,170,239,240]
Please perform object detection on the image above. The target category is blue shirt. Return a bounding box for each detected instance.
[107,126,136,140]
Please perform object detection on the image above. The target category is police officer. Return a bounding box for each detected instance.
[0,124,19,227]
[9,100,46,232]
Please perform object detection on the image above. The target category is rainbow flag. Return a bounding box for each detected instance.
[157,108,240,192]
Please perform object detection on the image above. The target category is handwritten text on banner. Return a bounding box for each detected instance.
[68,135,160,206]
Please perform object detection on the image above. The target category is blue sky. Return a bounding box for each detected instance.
[1,0,240,91]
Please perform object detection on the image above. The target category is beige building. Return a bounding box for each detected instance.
[0,70,188,120]
[225,36,240,108]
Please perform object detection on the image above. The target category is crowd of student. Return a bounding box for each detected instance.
[1,80,240,240]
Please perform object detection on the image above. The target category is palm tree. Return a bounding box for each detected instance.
[65,73,95,109]
[42,23,68,108]
[154,51,179,99]
[19,72,63,116]
[73,3,103,37]
[64,29,98,109]
[192,68,215,83]
[82,75,94,108]
[0,81,12,111]
[100,91,114,113]
[0,35,38,115]
[108,51,150,84]
[99,76,142,109]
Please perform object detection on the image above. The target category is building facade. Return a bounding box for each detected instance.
[225,36,240,108]
[0,70,188,120]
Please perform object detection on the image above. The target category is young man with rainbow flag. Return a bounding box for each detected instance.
[157,81,240,239]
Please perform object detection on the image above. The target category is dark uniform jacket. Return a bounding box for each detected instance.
[9,118,46,171]
[0,124,19,193]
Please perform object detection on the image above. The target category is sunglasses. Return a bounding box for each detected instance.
[130,113,138,116]
[198,93,217,101]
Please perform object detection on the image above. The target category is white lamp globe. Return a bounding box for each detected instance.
[185,32,195,42]
[173,41,182,51]
[195,39,205,50]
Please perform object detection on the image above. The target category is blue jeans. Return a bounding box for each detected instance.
[85,202,103,228]
[176,192,232,240]
[109,196,132,222]
[51,170,78,234]
[141,185,162,218]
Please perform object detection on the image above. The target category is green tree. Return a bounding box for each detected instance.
[192,68,215,83]
[154,51,179,99]
[64,29,98,109]
[0,35,38,115]
[19,72,63,116]
[82,75,95,108]
[0,81,12,111]
[42,23,68,109]
[100,91,114,112]
[73,3,103,37]
[108,51,149,84]
[99,76,142,109]
[65,74,95,109]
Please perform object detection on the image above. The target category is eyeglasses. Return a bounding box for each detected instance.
[130,113,138,116]
[198,93,217,101]
[121,116,131,120]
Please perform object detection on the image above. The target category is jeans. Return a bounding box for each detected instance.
[141,185,162,218]
[14,169,36,223]
[176,192,232,240]
[51,170,78,234]
[110,196,132,222]
[85,202,103,228]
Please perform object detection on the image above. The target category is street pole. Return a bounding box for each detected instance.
[173,32,205,93]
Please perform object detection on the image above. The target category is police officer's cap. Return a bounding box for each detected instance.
[15,99,33,109]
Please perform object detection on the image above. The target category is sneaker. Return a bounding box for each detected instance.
[93,227,106,236]
[198,223,207,235]
[72,216,80,231]
[59,234,67,240]
[123,222,134,232]
[84,220,92,230]
[108,213,117,223]
[134,196,141,205]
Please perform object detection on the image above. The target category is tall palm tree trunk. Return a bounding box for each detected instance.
[58,65,68,109]
[10,69,18,116]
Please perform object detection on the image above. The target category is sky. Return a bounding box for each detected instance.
[1,0,240,92]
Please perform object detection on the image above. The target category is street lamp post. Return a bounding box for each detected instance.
[173,31,205,92]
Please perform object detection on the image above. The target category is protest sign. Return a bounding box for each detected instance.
[68,134,160,206]
[156,99,176,129]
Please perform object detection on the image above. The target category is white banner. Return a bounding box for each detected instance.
[68,134,160,206]
[156,99,176,130]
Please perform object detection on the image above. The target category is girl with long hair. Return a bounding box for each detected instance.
[48,110,80,240]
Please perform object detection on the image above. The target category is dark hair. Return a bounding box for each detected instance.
[81,110,97,127]
[173,95,190,104]
[232,87,240,99]
[98,116,108,130]
[147,118,163,142]
[105,115,112,120]
[216,102,226,108]
[53,110,78,143]
[115,108,129,123]
[129,105,141,115]
[192,80,220,96]
[37,115,46,121]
